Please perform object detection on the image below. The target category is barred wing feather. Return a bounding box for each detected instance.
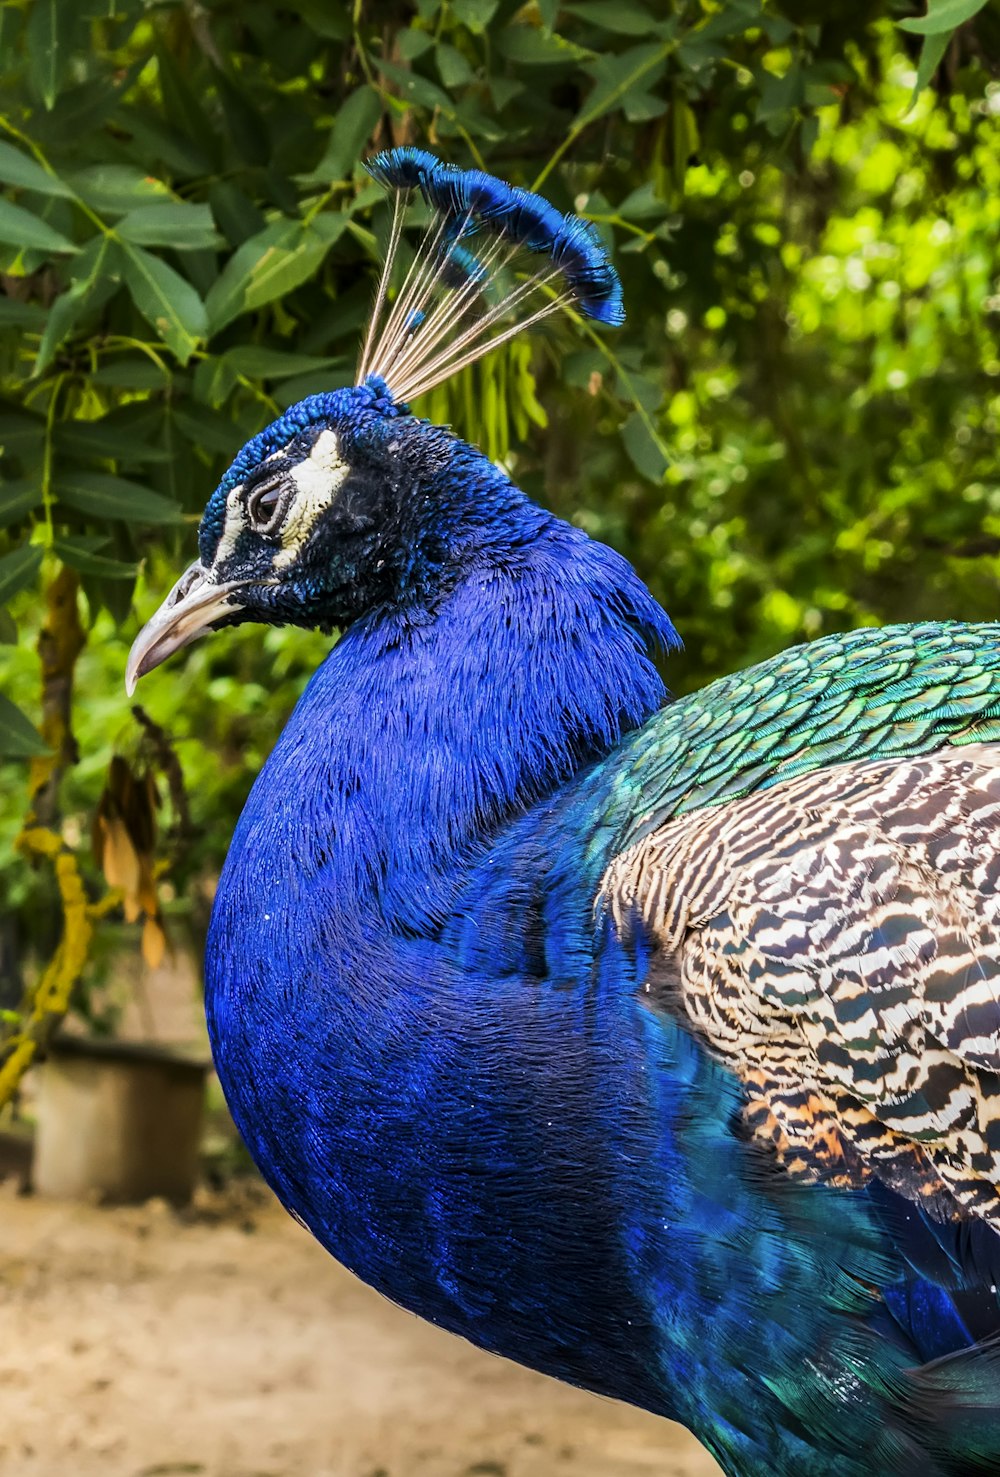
[603,744,1000,1226]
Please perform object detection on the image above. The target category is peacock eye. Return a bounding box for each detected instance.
[247,479,285,535]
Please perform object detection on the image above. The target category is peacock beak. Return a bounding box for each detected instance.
[125,562,244,695]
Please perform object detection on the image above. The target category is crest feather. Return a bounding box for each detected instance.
[357,148,624,402]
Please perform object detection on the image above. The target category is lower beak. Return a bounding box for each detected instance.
[125,563,244,695]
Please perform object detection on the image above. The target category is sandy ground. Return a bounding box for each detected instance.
[0,1181,721,1477]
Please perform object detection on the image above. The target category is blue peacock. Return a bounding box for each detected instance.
[128,150,1000,1476]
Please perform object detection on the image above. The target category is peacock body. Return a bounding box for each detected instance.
[129,153,1000,1476]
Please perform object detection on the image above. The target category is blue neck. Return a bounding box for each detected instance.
[217,511,675,931]
[204,509,678,1409]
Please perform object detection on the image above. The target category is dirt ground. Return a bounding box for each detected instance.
[1,1180,722,1477]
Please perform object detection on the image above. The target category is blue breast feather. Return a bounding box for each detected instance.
[204,486,1000,1475]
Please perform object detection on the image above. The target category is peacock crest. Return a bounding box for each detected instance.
[356,148,623,403]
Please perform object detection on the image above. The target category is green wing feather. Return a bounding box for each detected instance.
[593,620,1000,1223]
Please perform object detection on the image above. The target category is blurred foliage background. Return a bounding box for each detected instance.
[0,0,998,1091]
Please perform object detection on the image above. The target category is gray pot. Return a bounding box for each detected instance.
[33,1036,210,1205]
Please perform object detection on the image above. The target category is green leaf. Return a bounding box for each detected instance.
[0,198,77,255]
[120,242,207,363]
[116,201,219,250]
[436,42,475,89]
[52,534,137,578]
[0,411,46,456]
[0,693,48,758]
[377,57,452,111]
[214,68,269,168]
[220,346,343,380]
[0,140,73,197]
[0,481,43,528]
[285,0,351,39]
[299,86,381,186]
[565,1,659,35]
[398,30,435,60]
[273,367,352,409]
[171,405,244,458]
[497,26,590,65]
[57,470,182,524]
[34,284,90,376]
[27,0,79,110]
[205,214,348,334]
[0,543,43,605]
[757,63,805,122]
[90,357,171,389]
[208,180,266,247]
[0,299,46,328]
[34,235,109,376]
[909,29,952,104]
[898,0,989,33]
[55,414,169,464]
[578,41,673,131]
[68,163,173,215]
[621,410,669,482]
[193,354,239,408]
[450,0,499,28]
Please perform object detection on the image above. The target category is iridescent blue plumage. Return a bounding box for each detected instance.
[126,157,1000,1477]
[364,146,624,325]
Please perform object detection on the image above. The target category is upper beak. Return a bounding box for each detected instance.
[125,563,244,695]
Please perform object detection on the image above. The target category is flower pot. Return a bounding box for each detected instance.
[32,1035,210,1205]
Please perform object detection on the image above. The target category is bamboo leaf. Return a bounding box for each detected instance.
[908,30,952,104]
[0,140,73,197]
[565,1,655,35]
[0,299,46,328]
[34,236,110,376]
[0,198,78,255]
[0,693,48,758]
[116,201,220,250]
[57,470,182,524]
[377,58,452,111]
[69,163,173,214]
[220,345,343,379]
[621,410,668,482]
[298,86,381,186]
[55,414,169,463]
[27,0,79,110]
[0,543,43,605]
[496,26,591,65]
[120,242,207,363]
[0,481,43,528]
[53,534,137,578]
[205,215,347,334]
[898,0,989,33]
[577,40,673,132]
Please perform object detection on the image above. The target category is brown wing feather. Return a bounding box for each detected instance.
[602,743,1000,1225]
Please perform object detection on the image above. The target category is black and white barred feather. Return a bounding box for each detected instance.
[603,744,1000,1226]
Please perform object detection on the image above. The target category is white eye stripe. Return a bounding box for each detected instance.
[211,431,350,572]
[273,429,351,571]
[212,482,247,565]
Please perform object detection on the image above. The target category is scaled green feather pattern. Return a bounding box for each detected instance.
[598,620,1000,1229]
[599,621,1000,855]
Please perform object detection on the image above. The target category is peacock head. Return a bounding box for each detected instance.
[127,150,625,694]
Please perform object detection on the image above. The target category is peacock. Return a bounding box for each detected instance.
[127,151,1000,1476]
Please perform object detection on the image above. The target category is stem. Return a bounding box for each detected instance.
[531,39,675,193]
[0,833,93,1107]
[28,566,86,829]
[39,373,65,549]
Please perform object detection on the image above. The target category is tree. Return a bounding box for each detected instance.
[1,0,998,1099]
